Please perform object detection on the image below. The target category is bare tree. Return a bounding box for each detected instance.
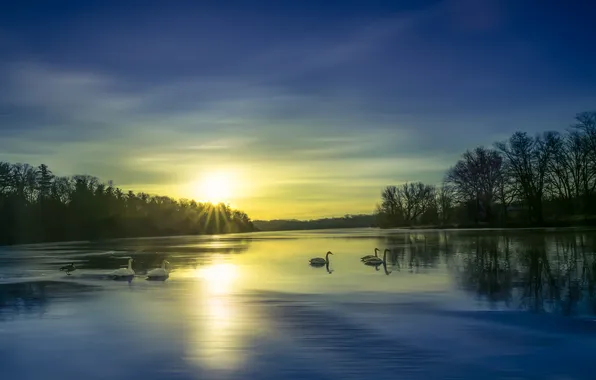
[395,182,435,224]
[544,132,581,214]
[570,112,596,213]
[495,170,518,223]
[0,162,12,194]
[436,184,455,225]
[573,111,596,154]
[378,182,435,226]
[495,131,558,224]
[445,146,503,223]
[379,185,400,224]
[11,163,39,202]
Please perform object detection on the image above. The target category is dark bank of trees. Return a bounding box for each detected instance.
[253,214,377,231]
[0,162,255,245]
[376,111,596,228]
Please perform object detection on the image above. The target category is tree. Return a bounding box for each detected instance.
[544,131,581,216]
[0,160,256,245]
[377,110,596,228]
[377,182,435,226]
[495,131,558,225]
[36,164,54,200]
[445,147,503,224]
[436,184,455,225]
[570,111,596,213]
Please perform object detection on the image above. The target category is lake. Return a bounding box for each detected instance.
[1,228,596,380]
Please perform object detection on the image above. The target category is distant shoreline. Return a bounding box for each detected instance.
[387,218,596,231]
[252,224,596,233]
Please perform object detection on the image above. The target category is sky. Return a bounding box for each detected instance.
[1,0,595,220]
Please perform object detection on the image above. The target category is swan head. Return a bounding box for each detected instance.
[326,251,333,255]
[374,248,379,253]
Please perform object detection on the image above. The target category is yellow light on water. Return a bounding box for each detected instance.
[196,263,238,295]
[186,262,247,370]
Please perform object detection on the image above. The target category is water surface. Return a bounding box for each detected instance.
[1,228,596,379]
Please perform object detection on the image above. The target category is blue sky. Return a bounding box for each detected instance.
[1,0,595,219]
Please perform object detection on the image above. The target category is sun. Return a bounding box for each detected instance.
[197,172,233,203]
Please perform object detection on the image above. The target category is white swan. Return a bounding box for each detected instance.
[147,259,169,281]
[361,248,380,262]
[110,258,135,280]
[309,251,333,266]
[364,249,390,266]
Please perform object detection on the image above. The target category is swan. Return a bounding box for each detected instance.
[326,261,334,274]
[309,251,333,266]
[59,263,76,275]
[110,258,135,280]
[364,249,390,266]
[368,261,392,275]
[146,259,169,281]
[361,248,380,262]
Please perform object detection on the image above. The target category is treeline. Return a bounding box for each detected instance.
[253,214,377,231]
[0,162,255,245]
[376,111,596,228]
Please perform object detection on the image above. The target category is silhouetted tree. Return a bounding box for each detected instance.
[445,146,504,224]
[377,182,435,226]
[0,161,255,245]
[375,110,596,229]
[495,131,558,225]
[570,112,596,213]
[436,184,455,225]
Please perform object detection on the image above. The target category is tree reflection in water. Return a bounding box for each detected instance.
[380,230,596,317]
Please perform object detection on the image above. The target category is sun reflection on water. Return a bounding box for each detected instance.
[186,261,249,371]
[197,263,238,295]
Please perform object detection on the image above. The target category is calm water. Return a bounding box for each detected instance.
[1,228,596,380]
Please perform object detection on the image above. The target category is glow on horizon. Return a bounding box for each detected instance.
[130,156,448,220]
[192,171,235,204]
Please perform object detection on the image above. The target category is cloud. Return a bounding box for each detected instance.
[1,1,595,218]
[0,62,143,141]
[0,53,585,220]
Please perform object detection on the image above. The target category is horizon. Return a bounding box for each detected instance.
[2,0,596,220]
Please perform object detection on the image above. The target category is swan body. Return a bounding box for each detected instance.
[59,263,76,275]
[309,251,333,266]
[147,259,169,281]
[364,249,390,266]
[111,258,135,280]
[361,248,380,262]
